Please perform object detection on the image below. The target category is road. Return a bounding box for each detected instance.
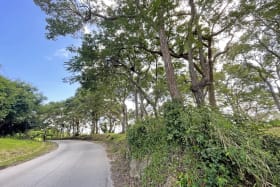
[0,140,113,187]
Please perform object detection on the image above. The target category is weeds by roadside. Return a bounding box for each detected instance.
[0,138,57,169]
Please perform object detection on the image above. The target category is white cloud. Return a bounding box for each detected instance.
[54,48,71,59]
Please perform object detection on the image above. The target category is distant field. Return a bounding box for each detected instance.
[0,138,56,169]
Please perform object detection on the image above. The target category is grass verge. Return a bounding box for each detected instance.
[0,138,57,169]
[265,126,280,137]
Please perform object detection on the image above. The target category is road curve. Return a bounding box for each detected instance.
[0,140,113,187]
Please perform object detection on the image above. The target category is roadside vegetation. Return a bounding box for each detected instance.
[0,0,279,186]
[32,0,280,186]
[127,103,280,186]
[265,125,280,138]
[0,138,56,169]
[0,76,57,169]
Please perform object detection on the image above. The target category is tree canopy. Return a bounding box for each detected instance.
[34,0,280,121]
[0,75,44,135]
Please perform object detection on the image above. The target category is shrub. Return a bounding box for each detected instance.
[163,101,186,145]
[174,106,276,186]
[126,101,279,186]
[127,117,166,159]
[262,135,280,184]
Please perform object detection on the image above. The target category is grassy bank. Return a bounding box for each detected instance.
[266,126,280,137]
[0,138,57,169]
[127,102,280,186]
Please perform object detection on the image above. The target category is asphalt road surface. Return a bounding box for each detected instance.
[0,140,113,187]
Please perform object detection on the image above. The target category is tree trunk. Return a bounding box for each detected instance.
[125,105,128,130]
[186,27,205,105]
[140,92,147,119]
[95,117,99,134]
[91,121,95,134]
[72,122,75,136]
[187,0,210,106]
[207,38,217,107]
[159,26,181,101]
[91,112,96,134]
[134,87,139,121]
[264,78,280,111]
[121,101,127,133]
[109,117,114,133]
[75,119,80,136]
[128,76,157,115]
[208,70,216,107]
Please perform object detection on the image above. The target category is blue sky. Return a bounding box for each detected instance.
[0,0,79,103]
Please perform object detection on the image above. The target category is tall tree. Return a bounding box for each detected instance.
[0,76,44,135]
[228,0,280,111]
[34,0,278,114]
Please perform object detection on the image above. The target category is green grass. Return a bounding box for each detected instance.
[0,138,57,169]
[266,127,280,137]
[92,133,126,142]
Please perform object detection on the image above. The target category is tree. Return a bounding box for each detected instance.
[215,64,276,121]
[35,0,279,115]
[33,0,201,104]
[0,76,44,135]
[228,0,280,111]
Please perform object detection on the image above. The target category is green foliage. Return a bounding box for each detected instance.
[127,117,176,186]
[262,135,280,184]
[267,119,280,127]
[127,118,166,159]
[91,133,127,143]
[0,75,44,135]
[0,138,56,168]
[33,0,280,185]
[163,101,186,145]
[127,102,279,186]
[27,128,57,141]
[142,149,170,186]
[33,0,83,39]
[176,106,277,186]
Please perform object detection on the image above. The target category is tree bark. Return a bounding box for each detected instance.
[187,0,205,106]
[159,27,181,101]
[108,117,114,133]
[207,38,217,107]
[95,117,99,134]
[263,77,280,111]
[134,87,139,121]
[187,0,213,106]
[140,92,147,119]
[75,119,80,136]
[121,101,127,133]
[91,119,96,134]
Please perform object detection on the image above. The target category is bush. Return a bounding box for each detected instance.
[127,118,167,159]
[262,135,280,184]
[126,101,279,186]
[163,101,186,145]
[26,128,60,141]
[170,104,277,186]
[127,117,178,186]
[167,103,275,186]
